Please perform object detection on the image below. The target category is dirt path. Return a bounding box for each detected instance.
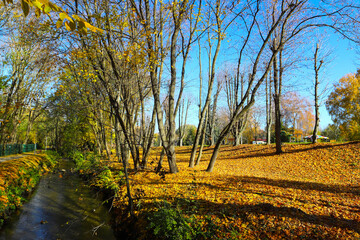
[0,155,25,163]
[0,153,36,163]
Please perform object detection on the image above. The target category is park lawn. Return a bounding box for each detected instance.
[112,142,360,239]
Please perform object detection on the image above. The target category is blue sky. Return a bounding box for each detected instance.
[316,34,358,129]
[178,20,358,132]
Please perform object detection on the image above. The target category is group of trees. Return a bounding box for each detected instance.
[0,12,58,148]
[0,0,359,171]
[0,0,359,216]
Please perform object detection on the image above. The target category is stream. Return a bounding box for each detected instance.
[0,159,116,240]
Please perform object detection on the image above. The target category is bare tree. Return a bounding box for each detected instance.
[129,0,201,173]
[311,42,331,143]
[206,0,357,171]
[189,0,241,167]
[265,68,273,144]
[224,69,250,146]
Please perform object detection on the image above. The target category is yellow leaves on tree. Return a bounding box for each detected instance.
[2,0,103,34]
[326,71,360,140]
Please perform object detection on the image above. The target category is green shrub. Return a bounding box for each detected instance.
[45,150,61,167]
[280,130,292,142]
[68,150,84,168]
[148,201,195,240]
[84,152,100,164]
[94,167,123,192]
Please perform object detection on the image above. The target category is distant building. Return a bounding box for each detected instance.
[303,135,329,142]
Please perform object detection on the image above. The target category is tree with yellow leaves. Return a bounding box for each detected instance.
[326,71,360,141]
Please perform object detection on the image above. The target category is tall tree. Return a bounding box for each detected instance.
[129,0,201,173]
[265,69,273,144]
[207,0,280,172]
[0,16,57,146]
[206,0,354,171]
[326,71,360,140]
[224,69,250,146]
[312,43,323,143]
[189,0,239,167]
[311,41,331,143]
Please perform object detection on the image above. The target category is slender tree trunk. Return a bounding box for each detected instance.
[100,117,110,160]
[195,105,209,165]
[141,108,156,167]
[178,101,184,147]
[266,69,272,144]
[140,0,178,173]
[207,100,255,172]
[178,99,190,147]
[273,51,283,154]
[210,83,221,145]
[165,14,183,173]
[156,148,165,173]
[189,12,222,167]
[115,117,133,216]
[312,43,322,144]
[91,124,102,156]
[23,112,33,144]
[235,128,241,145]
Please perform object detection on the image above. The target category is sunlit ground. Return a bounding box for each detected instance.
[112,142,360,239]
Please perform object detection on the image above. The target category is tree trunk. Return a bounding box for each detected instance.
[210,83,221,146]
[235,130,241,145]
[99,116,111,160]
[312,43,322,144]
[207,100,255,172]
[165,13,183,173]
[266,69,272,144]
[178,99,190,147]
[23,114,33,144]
[195,105,209,165]
[165,144,179,173]
[141,108,156,168]
[156,148,165,173]
[115,118,133,216]
[189,13,222,167]
[273,51,283,154]
[206,139,222,172]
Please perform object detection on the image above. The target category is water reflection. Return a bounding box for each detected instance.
[0,160,116,240]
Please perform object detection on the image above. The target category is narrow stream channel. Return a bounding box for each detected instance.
[0,159,116,240]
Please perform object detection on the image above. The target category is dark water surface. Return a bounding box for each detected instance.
[0,160,116,240]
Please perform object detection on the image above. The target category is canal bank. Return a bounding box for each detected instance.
[0,152,58,227]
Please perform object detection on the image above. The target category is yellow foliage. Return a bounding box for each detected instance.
[327,72,360,140]
[0,154,54,217]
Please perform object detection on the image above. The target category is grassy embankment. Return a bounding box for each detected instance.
[0,151,59,227]
[77,142,360,239]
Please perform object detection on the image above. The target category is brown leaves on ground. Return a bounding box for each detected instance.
[113,142,360,239]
